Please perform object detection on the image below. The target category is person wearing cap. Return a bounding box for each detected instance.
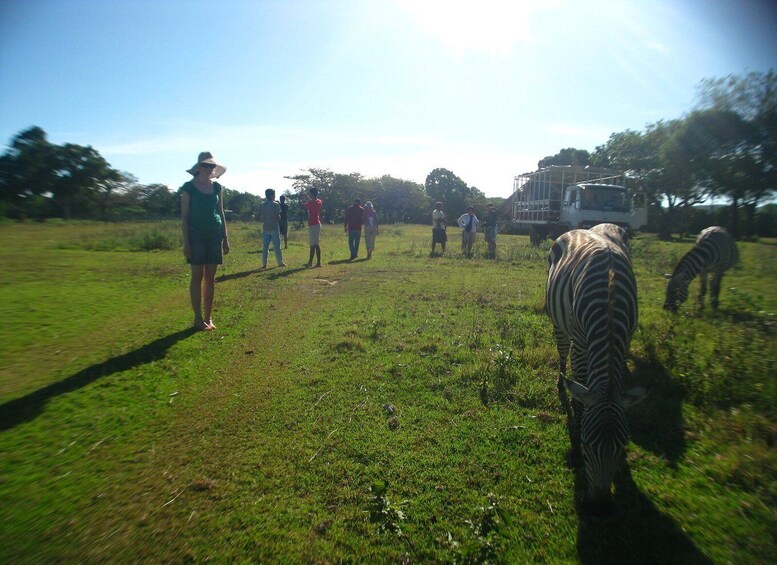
[179,152,229,331]
[481,203,499,259]
[457,206,480,256]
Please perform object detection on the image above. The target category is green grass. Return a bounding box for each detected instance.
[0,222,775,563]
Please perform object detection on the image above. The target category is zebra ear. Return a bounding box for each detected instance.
[662,273,673,280]
[621,386,649,409]
[564,378,592,406]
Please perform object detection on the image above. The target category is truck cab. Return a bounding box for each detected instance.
[563,183,647,230]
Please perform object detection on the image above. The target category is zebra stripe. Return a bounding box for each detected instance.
[664,226,738,312]
[546,226,638,504]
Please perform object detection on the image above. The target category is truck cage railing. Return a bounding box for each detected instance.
[512,166,626,224]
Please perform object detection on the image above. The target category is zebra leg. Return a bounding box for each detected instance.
[554,329,572,420]
[710,271,723,310]
[566,341,586,467]
[697,271,708,311]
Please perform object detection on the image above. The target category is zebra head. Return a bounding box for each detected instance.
[663,272,689,311]
[565,379,647,506]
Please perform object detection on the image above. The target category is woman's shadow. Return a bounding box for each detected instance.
[0,327,197,431]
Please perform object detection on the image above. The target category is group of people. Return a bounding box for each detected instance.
[180,152,384,331]
[431,201,499,258]
[343,198,380,260]
[180,152,500,331]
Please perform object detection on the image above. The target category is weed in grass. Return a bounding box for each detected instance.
[367,480,407,535]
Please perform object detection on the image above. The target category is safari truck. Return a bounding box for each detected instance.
[511,165,647,245]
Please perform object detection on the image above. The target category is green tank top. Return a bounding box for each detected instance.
[180,181,223,233]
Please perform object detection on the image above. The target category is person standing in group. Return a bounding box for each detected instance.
[363,201,379,260]
[279,194,289,249]
[482,203,499,259]
[344,198,364,260]
[179,152,229,331]
[256,188,285,270]
[303,188,323,268]
[431,202,447,255]
[457,206,480,255]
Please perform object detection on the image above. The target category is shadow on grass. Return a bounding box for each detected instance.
[575,464,712,564]
[0,328,197,431]
[328,258,356,265]
[267,266,307,280]
[627,353,687,467]
[216,269,262,282]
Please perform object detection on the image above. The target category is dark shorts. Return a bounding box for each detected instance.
[484,226,498,242]
[432,228,447,244]
[188,228,223,265]
[279,220,288,236]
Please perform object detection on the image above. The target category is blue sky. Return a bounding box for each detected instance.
[1,0,775,198]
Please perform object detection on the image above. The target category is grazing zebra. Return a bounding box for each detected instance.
[663,226,738,312]
[546,226,645,507]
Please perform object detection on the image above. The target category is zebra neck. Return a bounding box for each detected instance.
[673,248,705,281]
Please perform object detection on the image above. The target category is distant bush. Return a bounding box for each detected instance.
[56,221,180,252]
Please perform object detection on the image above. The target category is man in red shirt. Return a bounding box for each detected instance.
[344,198,365,260]
[303,188,323,268]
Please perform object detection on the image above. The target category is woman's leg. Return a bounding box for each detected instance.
[190,264,208,329]
[202,263,218,328]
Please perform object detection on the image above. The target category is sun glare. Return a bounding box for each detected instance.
[394,0,558,56]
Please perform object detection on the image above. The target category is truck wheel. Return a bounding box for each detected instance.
[530,228,545,246]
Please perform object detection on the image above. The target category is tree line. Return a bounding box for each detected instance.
[2,71,775,238]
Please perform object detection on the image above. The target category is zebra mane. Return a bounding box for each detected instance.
[671,245,703,283]
[606,265,618,400]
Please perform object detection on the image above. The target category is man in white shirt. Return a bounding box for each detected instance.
[457,206,480,255]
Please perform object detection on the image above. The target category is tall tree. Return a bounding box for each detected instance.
[51,143,119,219]
[0,126,58,214]
[537,147,590,168]
[424,168,471,216]
[695,70,777,237]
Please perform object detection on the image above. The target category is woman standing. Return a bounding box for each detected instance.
[180,152,229,331]
[431,202,447,255]
[363,201,379,259]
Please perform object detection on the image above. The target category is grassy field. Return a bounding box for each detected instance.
[0,220,775,563]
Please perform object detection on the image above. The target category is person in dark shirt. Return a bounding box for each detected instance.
[482,203,499,259]
[279,194,289,249]
[344,198,365,260]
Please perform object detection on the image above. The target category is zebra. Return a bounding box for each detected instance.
[546,226,646,508]
[663,226,738,312]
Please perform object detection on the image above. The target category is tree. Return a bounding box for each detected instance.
[695,70,777,238]
[537,147,590,168]
[285,168,367,224]
[367,175,429,223]
[424,168,471,216]
[222,189,261,220]
[50,143,119,219]
[0,126,58,217]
